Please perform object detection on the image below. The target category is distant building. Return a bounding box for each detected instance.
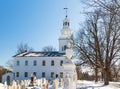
[2,14,75,84]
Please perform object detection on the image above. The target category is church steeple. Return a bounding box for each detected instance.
[61,8,71,37]
[59,8,72,53]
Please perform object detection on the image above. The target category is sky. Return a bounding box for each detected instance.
[0,0,85,67]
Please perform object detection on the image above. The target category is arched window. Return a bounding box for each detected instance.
[6,76,10,85]
[16,72,19,77]
[68,22,69,26]
[60,60,63,66]
[33,60,37,66]
[24,72,28,77]
[42,60,46,66]
[42,72,45,78]
[51,60,54,66]
[63,22,69,27]
[16,60,20,66]
[25,60,28,66]
[51,72,54,78]
[64,45,67,51]
[65,22,68,25]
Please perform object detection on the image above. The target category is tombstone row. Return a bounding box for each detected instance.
[3,78,64,89]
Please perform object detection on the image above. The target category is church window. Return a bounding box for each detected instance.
[16,60,20,66]
[42,72,45,78]
[64,45,67,51]
[68,22,69,26]
[65,22,68,25]
[51,72,54,78]
[60,60,63,66]
[24,72,28,77]
[63,22,69,27]
[33,72,36,76]
[51,60,54,66]
[33,60,37,66]
[42,60,46,66]
[60,72,63,78]
[25,60,28,66]
[16,72,19,77]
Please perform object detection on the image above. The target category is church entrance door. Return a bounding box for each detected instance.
[6,76,10,85]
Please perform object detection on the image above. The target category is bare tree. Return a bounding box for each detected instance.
[76,66,82,80]
[111,62,120,81]
[6,59,14,70]
[17,43,34,54]
[42,46,56,52]
[81,0,120,16]
[74,5,120,85]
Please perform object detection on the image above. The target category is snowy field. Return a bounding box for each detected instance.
[77,80,120,89]
[0,83,5,89]
[0,80,120,89]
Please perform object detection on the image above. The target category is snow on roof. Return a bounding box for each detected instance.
[13,51,65,57]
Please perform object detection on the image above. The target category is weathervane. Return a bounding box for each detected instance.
[64,8,68,18]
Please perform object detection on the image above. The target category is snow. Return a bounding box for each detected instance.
[25,53,42,57]
[77,80,120,89]
[48,85,63,89]
[0,81,120,89]
[0,83,6,89]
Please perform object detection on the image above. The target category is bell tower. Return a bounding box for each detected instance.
[59,8,72,53]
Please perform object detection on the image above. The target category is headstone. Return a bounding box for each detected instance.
[17,84,21,89]
[59,78,63,87]
[8,86,12,89]
[52,80,58,89]
[4,81,8,89]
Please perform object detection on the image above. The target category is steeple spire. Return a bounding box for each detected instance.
[64,8,68,18]
[59,8,72,53]
[63,8,70,28]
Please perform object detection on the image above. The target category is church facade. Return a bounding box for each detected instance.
[2,15,74,83]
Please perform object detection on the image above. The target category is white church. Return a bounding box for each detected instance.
[2,13,77,86]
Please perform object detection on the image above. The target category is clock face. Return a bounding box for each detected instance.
[61,29,71,35]
[64,30,67,35]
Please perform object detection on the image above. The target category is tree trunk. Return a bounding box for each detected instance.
[103,68,109,85]
[115,73,118,81]
[101,72,104,81]
[95,67,98,82]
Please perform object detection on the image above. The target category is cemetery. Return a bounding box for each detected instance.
[1,76,76,89]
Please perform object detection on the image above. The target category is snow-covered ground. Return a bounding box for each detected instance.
[0,80,120,89]
[77,80,120,89]
[0,83,6,89]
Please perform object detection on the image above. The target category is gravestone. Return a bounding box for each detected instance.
[59,78,63,87]
[52,79,59,89]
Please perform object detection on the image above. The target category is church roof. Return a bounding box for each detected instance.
[13,51,65,57]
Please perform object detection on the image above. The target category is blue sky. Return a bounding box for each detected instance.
[0,0,84,67]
